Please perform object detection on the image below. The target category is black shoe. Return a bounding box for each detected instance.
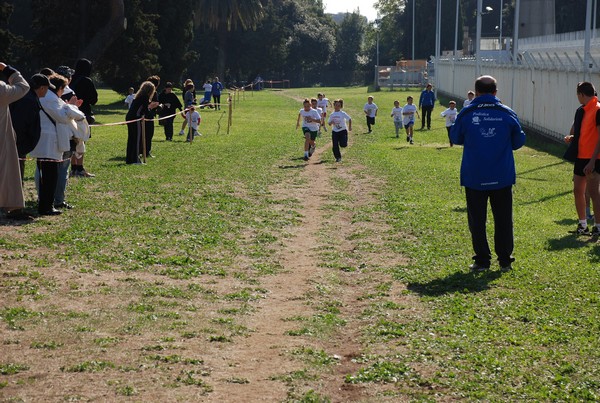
[303,156,309,161]
[55,202,73,209]
[39,208,62,216]
[469,263,489,272]
[5,209,34,220]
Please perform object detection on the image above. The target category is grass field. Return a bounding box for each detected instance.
[1,86,599,401]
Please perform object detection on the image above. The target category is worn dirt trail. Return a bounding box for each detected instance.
[206,132,411,401]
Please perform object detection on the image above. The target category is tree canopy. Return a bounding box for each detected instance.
[0,0,595,92]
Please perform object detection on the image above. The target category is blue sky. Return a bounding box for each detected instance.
[324,0,378,21]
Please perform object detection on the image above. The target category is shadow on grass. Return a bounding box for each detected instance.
[519,190,571,205]
[408,269,502,296]
[546,234,593,251]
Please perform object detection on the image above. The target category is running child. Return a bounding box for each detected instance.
[391,100,403,138]
[317,93,332,131]
[364,96,378,133]
[402,96,419,144]
[440,100,458,147]
[310,98,324,138]
[327,99,351,162]
[296,98,323,161]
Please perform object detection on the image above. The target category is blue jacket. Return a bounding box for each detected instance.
[450,94,526,190]
[419,89,436,108]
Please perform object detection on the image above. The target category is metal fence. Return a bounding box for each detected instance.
[434,30,600,142]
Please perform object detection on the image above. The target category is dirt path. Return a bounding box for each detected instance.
[206,132,411,401]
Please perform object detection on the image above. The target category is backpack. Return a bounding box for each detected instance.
[9,91,41,155]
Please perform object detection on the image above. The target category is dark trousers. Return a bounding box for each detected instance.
[332,130,348,159]
[163,117,174,140]
[144,121,154,155]
[421,105,433,129]
[213,95,221,109]
[37,159,59,213]
[126,121,141,164]
[465,186,514,267]
[446,126,452,145]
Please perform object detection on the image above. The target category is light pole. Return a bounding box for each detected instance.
[476,1,493,76]
[412,0,415,61]
[374,18,381,89]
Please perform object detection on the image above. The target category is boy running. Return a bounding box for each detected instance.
[327,99,352,162]
[441,100,458,146]
[364,96,378,133]
[402,96,419,144]
[296,98,322,161]
[317,93,332,131]
[391,100,403,138]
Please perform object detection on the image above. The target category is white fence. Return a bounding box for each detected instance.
[434,31,600,142]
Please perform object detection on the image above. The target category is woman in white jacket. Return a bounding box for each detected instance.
[30,74,86,215]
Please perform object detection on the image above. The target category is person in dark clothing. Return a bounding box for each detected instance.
[158,82,183,141]
[9,74,46,183]
[145,75,162,157]
[211,77,224,110]
[126,81,158,164]
[69,58,97,177]
[418,83,436,130]
[450,75,526,272]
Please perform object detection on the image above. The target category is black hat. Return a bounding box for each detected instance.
[56,65,74,78]
[30,73,55,90]
[165,82,173,88]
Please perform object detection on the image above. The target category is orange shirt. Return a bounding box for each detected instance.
[578,96,600,159]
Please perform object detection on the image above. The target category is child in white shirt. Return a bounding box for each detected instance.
[441,101,457,147]
[391,100,403,138]
[124,87,135,109]
[363,96,378,133]
[401,96,419,144]
[327,99,352,162]
[185,105,201,142]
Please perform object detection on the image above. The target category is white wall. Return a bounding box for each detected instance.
[435,59,600,142]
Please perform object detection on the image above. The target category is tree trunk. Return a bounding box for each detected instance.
[79,0,126,61]
[216,22,228,80]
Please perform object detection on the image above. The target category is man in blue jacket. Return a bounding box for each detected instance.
[450,75,526,272]
[418,83,436,130]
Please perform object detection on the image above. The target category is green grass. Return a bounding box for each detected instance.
[1,86,599,401]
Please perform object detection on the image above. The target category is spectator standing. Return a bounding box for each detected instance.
[124,87,135,109]
[10,74,45,184]
[450,75,526,272]
[0,62,30,218]
[565,81,600,236]
[211,77,223,110]
[70,58,97,177]
[145,75,162,157]
[202,80,212,104]
[126,81,158,164]
[419,83,436,130]
[158,82,183,141]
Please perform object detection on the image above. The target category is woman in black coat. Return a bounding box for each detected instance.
[125,81,158,164]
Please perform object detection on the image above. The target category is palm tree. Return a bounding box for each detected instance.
[194,0,265,79]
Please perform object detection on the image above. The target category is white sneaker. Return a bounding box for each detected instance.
[178,130,184,136]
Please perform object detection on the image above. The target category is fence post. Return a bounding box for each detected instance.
[227,95,232,135]
[141,117,147,163]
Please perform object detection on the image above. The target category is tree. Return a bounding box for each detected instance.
[96,0,160,92]
[332,12,367,85]
[193,0,266,80]
[146,0,197,85]
[77,0,126,61]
